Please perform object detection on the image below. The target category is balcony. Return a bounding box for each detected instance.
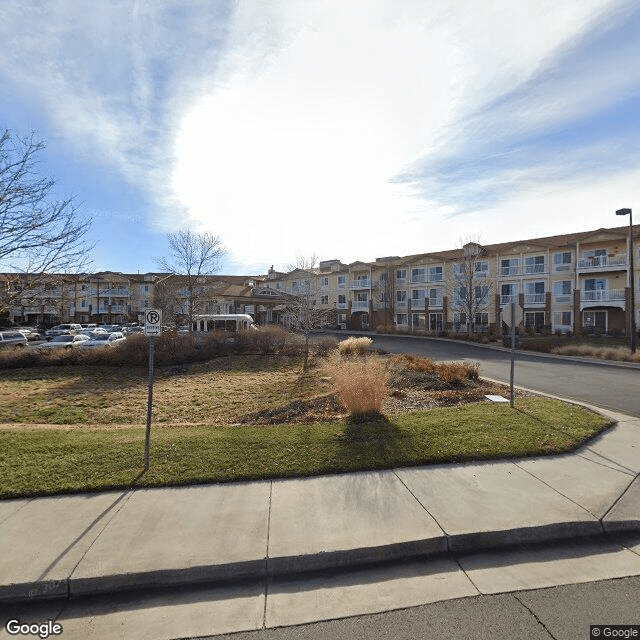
[337,302,348,309]
[577,255,627,272]
[410,273,427,283]
[410,298,426,310]
[429,296,444,308]
[499,266,521,277]
[351,300,369,311]
[580,289,625,310]
[350,279,371,289]
[524,263,547,275]
[428,273,444,282]
[500,294,518,306]
[524,293,546,305]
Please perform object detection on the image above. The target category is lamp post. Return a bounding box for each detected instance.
[616,208,636,353]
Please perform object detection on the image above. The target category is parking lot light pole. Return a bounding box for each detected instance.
[616,208,636,353]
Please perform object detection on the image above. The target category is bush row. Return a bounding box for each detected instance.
[0,325,316,369]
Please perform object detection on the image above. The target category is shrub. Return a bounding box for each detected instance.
[338,336,373,356]
[313,335,339,357]
[329,356,389,417]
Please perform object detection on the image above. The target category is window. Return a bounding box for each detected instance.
[455,286,467,302]
[411,268,425,282]
[411,289,426,300]
[396,290,407,302]
[429,266,443,281]
[474,285,489,301]
[525,255,546,274]
[501,283,517,303]
[454,312,467,326]
[584,278,606,291]
[412,314,425,327]
[395,314,407,325]
[553,311,572,326]
[337,276,346,288]
[321,277,329,288]
[429,313,443,331]
[525,311,545,331]
[525,281,545,304]
[475,261,489,274]
[554,252,572,271]
[320,295,329,305]
[500,258,519,276]
[474,312,489,326]
[553,281,572,302]
[396,269,407,282]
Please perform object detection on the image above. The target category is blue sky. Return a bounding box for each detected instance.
[1,0,639,276]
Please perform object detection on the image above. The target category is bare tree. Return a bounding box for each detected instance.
[0,129,92,315]
[448,237,493,334]
[156,229,224,331]
[284,255,336,372]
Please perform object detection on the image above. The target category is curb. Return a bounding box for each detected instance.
[3,517,638,605]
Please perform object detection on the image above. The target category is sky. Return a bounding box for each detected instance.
[1,0,639,276]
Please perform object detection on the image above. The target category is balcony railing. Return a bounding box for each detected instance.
[581,289,625,302]
[500,294,517,305]
[499,266,521,277]
[428,273,444,282]
[411,298,426,309]
[411,273,427,283]
[553,294,572,304]
[577,255,627,270]
[350,279,371,289]
[524,293,546,305]
[524,263,547,275]
[351,300,369,310]
[337,302,348,309]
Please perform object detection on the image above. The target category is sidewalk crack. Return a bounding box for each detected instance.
[262,480,273,629]
[513,461,603,523]
[392,470,449,546]
[61,489,136,585]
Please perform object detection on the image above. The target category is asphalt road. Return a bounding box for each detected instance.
[209,576,640,640]
[366,334,640,418]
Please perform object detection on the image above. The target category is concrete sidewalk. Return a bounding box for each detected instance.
[1,408,639,606]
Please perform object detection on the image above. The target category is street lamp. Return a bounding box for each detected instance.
[616,208,636,353]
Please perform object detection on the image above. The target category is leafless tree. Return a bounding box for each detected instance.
[156,229,224,331]
[284,255,336,372]
[448,237,493,334]
[0,129,92,315]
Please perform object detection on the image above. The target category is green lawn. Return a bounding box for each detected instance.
[0,397,611,498]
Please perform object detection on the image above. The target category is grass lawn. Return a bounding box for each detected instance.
[0,355,613,498]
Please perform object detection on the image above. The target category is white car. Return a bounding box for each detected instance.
[37,334,90,350]
[81,332,126,348]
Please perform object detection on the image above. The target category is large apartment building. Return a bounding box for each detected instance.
[1,224,638,337]
[264,225,640,337]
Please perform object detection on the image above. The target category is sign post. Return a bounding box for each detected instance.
[143,309,162,471]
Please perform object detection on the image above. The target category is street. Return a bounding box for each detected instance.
[368,334,640,417]
[207,575,640,640]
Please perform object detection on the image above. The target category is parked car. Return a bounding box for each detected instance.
[17,328,44,341]
[45,323,83,339]
[0,330,28,349]
[37,334,90,350]
[81,332,126,348]
[123,326,144,334]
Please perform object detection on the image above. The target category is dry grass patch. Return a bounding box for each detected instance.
[551,344,640,362]
[337,336,373,356]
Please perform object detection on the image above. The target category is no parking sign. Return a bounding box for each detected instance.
[144,309,162,336]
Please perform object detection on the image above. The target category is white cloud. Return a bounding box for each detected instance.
[170,0,624,270]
